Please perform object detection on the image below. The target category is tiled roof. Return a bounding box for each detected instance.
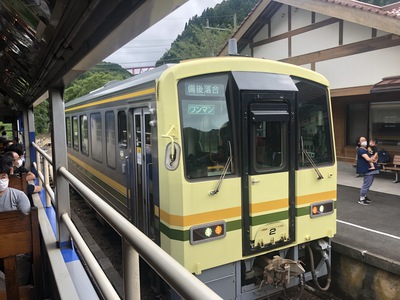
[386,6,400,17]
[371,76,400,93]
[327,0,400,18]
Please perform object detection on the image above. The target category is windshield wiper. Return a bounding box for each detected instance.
[209,142,233,196]
[302,149,324,180]
[300,136,323,180]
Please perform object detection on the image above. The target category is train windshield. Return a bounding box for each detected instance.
[178,73,234,179]
[295,78,334,167]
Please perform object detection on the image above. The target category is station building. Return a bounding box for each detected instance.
[220,0,400,163]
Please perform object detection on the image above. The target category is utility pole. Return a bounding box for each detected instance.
[205,14,237,31]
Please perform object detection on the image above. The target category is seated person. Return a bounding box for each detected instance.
[0,131,7,145]
[4,148,42,205]
[4,142,24,163]
[3,140,14,149]
[0,155,31,213]
[0,155,32,286]
[213,122,232,163]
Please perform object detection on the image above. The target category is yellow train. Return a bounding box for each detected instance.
[65,56,337,299]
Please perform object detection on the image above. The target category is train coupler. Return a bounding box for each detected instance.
[258,255,305,290]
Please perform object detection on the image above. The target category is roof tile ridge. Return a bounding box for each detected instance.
[381,2,400,12]
[347,0,381,9]
[334,0,400,18]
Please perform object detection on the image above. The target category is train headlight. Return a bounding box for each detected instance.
[204,227,213,237]
[190,221,226,245]
[310,200,334,218]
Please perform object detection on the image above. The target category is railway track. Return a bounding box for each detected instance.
[70,187,339,300]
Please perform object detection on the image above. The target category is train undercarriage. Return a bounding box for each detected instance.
[191,239,332,300]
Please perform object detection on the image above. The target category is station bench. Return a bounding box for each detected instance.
[0,207,43,300]
[8,173,28,195]
[380,154,400,183]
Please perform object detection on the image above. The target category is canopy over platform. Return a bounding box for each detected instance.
[0,0,187,119]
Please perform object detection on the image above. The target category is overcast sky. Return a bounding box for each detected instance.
[105,0,224,69]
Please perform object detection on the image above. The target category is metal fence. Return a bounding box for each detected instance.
[32,142,222,300]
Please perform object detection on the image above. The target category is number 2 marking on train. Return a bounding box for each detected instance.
[269,228,276,235]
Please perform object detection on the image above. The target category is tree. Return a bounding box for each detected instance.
[64,72,129,102]
[158,25,233,64]
[156,0,258,66]
[64,62,132,102]
[34,62,132,134]
[33,101,50,134]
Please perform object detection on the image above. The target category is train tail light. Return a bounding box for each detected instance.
[190,221,226,245]
[310,200,334,218]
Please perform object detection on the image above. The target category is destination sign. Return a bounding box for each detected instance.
[188,104,215,115]
[185,83,225,97]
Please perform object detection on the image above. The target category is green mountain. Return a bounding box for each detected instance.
[34,62,132,134]
[156,0,259,66]
[64,62,133,102]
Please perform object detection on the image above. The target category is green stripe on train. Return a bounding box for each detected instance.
[296,201,337,217]
[250,202,337,225]
[157,203,337,241]
[250,211,288,226]
[159,219,242,241]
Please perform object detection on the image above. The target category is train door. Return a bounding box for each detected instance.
[241,94,295,256]
[131,108,154,238]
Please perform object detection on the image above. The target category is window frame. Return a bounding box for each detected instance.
[118,110,127,149]
[80,114,89,155]
[66,117,71,148]
[90,112,103,163]
[105,110,116,169]
[72,116,79,150]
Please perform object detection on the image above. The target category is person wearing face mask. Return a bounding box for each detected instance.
[0,155,32,287]
[4,151,42,206]
[0,155,30,214]
[356,136,379,205]
[4,150,36,181]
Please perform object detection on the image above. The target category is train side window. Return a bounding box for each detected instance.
[106,111,116,168]
[295,78,333,166]
[80,115,88,155]
[72,116,79,151]
[118,111,127,148]
[66,117,71,148]
[90,112,103,162]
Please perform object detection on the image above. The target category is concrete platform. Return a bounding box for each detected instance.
[335,162,400,275]
[330,162,400,299]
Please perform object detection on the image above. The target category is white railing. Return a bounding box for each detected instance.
[32,142,222,300]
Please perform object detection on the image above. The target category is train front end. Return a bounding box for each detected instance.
[156,57,336,299]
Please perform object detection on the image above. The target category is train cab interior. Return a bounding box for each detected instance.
[183,123,233,179]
